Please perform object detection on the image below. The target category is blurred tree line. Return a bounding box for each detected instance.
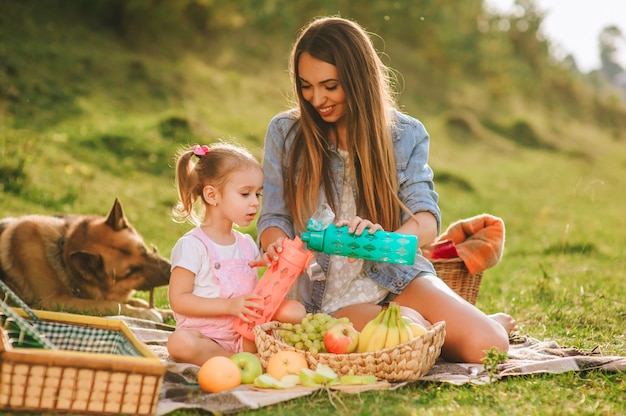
[3,0,625,132]
[74,0,626,117]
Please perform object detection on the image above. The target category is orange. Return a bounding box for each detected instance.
[197,356,242,393]
[266,350,308,380]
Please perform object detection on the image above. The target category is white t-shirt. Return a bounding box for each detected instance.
[170,231,260,299]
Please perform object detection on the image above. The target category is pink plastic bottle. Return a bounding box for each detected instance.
[233,237,313,341]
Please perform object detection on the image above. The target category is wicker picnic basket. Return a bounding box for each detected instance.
[254,320,445,382]
[0,281,166,415]
[431,257,483,305]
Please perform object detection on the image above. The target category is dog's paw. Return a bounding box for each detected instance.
[126,297,151,308]
[120,304,165,323]
[138,308,165,323]
[158,308,174,322]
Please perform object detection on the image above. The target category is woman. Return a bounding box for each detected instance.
[257,16,514,363]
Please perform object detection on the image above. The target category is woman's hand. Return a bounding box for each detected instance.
[248,236,287,268]
[336,217,383,263]
[264,237,286,261]
[230,294,263,323]
[336,216,383,235]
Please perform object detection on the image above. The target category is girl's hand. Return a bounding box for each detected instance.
[336,216,383,236]
[230,294,263,323]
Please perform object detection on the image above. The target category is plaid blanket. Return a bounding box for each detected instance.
[115,317,626,415]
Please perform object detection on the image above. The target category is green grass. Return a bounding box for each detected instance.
[1,2,625,415]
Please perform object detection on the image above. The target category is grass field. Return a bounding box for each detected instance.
[1,2,625,414]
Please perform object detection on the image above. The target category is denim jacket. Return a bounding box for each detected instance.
[257,109,441,313]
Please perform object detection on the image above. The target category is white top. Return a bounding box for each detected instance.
[170,231,259,299]
[321,149,388,314]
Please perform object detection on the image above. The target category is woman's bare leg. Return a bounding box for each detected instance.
[394,274,510,363]
[333,303,383,331]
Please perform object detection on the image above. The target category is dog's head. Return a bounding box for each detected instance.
[63,198,171,301]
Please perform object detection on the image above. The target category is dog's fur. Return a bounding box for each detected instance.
[0,199,171,322]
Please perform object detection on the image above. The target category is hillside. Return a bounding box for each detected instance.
[2,0,626,260]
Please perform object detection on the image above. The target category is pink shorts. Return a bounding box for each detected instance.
[176,315,244,353]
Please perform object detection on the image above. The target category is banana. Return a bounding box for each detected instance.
[383,303,400,349]
[356,307,387,353]
[396,308,411,345]
[364,306,391,352]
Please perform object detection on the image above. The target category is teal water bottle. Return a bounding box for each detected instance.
[301,224,418,265]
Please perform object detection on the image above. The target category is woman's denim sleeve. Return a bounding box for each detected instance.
[394,113,441,234]
[257,113,297,241]
[361,112,441,293]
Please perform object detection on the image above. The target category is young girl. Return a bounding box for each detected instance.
[167,143,305,366]
[258,17,516,364]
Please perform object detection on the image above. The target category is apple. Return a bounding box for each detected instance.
[313,363,339,385]
[323,322,360,354]
[299,368,321,387]
[230,352,263,384]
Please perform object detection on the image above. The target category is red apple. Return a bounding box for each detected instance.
[323,322,360,354]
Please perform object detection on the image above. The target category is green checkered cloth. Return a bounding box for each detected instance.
[0,304,58,350]
[0,279,141,356]
[31,320,143,356]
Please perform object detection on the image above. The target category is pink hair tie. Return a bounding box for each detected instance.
[192,144,210,158]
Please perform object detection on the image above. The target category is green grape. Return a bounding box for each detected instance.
[274,312,355,353]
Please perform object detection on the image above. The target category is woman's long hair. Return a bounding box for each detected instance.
[286,17,400,232]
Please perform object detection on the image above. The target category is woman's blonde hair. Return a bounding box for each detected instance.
[286,16,401,232]
[173,142,260,225]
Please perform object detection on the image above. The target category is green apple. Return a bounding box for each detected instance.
[231,352,263,384]
[340,374,378,385]
[280,374,301,388]
[254,373,280,388]
[299,368,321,387]
[314,363,339,385]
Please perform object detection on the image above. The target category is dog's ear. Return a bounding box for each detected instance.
[105,198,130,231]
[69,251,107,283]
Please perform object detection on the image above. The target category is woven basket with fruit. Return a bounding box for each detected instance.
[254,302,446,382]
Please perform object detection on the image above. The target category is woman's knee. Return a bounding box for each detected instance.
[444,324,509,363]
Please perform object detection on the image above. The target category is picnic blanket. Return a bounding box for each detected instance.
[428,214,505,275]
[117,317,626,415]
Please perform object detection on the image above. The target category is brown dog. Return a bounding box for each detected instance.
[0,199,171,322]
